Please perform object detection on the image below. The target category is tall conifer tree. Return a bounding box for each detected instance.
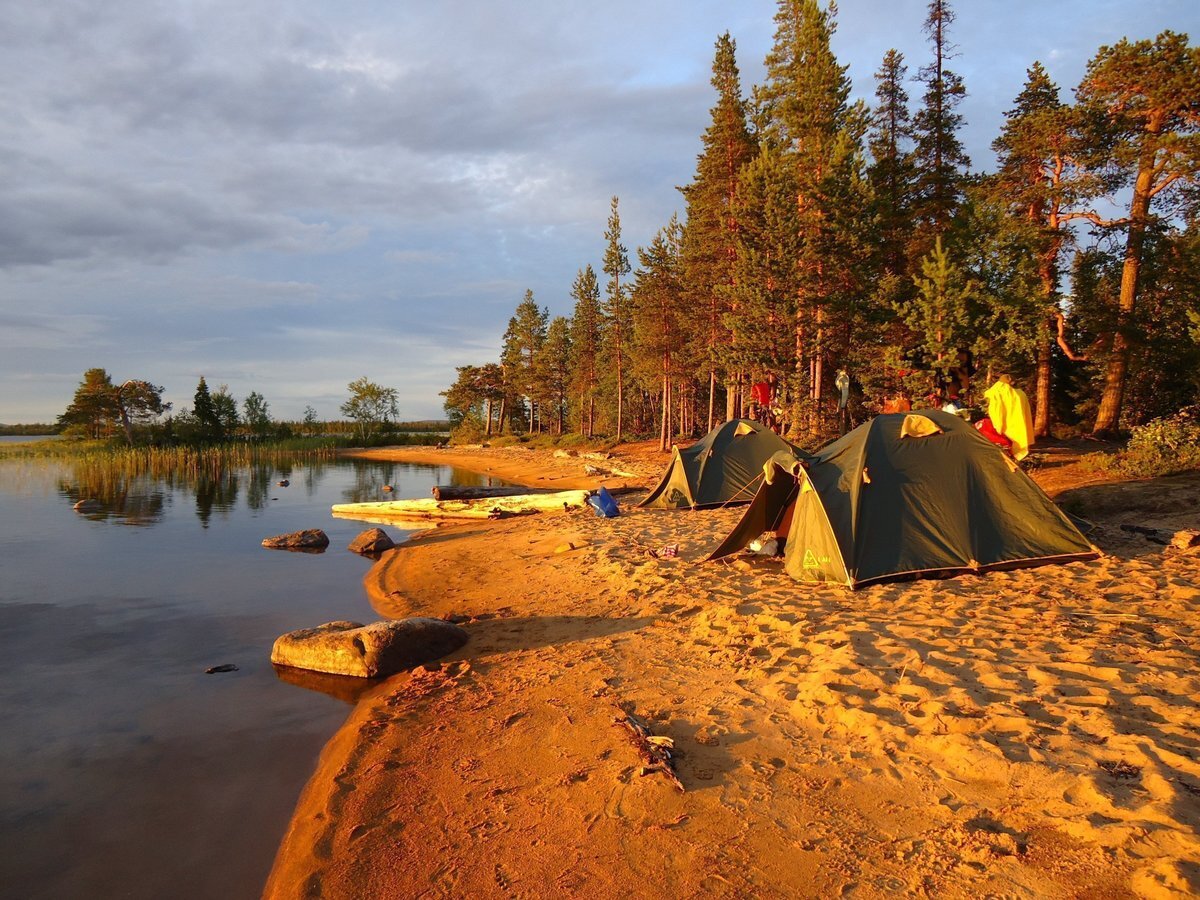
[754,0,864,436]
[1077,31,1200,435]
[602,196,633,439]
[632,216,685,451]
[991,62,1098,435]
[680,32,756,429]
[911,0,970,250]
[568,265,603,436]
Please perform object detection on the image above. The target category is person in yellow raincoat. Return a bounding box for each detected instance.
[983,376,1034,461]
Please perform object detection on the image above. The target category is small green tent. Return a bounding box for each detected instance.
[708,410,1099,588]
[639,419,798,510]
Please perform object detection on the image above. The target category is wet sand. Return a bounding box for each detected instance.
[266,442,1200,898]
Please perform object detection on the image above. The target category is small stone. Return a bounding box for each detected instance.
[73,499,103,512]
[348,528,395,555]
[262,529,330,550]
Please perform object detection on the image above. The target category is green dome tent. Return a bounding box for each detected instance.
[708,410,1099,588]
[639,419,798,510]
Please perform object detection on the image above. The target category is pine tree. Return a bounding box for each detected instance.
[602,197,633,439]
[568,265,603,436]
[1077,31,1200,435]
[911,0,970,250]
[991,62,1097,435]
[679,32,756,429]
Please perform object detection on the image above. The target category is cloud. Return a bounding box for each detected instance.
[1,0,1197,422]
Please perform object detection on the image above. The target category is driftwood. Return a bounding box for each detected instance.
[332,489,590,521]
[431,485,546,501]
[614,710,684,791]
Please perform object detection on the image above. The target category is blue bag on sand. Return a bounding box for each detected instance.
[587,486,620,518]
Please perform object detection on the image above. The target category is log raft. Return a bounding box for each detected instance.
[332,489,591,522]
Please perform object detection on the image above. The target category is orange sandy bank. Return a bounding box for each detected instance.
[266,442,1200,898]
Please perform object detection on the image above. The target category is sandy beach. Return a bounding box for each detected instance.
[265,441,1200,898]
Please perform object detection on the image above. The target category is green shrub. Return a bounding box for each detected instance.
[1085,406,1200,478]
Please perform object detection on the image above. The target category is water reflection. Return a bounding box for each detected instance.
[1,453,507,900]
[272,664,379,705]
[56,457,357,526]
[52,454,510,531]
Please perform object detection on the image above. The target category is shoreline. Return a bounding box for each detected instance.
[267,442,1200,898]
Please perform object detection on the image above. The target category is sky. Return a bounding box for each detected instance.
[2,0,1197,424]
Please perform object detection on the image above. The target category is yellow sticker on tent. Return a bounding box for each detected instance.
[801,549,829,569]
[900,414,943,439]
[734,421,756,437]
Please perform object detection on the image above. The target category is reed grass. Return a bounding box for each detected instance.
[0,437,340,473]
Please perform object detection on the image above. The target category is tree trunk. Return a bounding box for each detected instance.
[707,369,716,432]
[1034,329,1053,438]
[659,370,670,452]
[1093,150,1155,436]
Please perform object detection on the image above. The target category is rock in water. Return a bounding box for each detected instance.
[271,619,469,678]
[262,529,330,550]
[348,528,395,555]
[73,499,103,512]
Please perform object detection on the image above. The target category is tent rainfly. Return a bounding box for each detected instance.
[639,419,798,510]
[708,410,1100,589]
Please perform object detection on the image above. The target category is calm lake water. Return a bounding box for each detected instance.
[0,454,501,899]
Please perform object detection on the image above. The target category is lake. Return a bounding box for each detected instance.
[0,453,501,899]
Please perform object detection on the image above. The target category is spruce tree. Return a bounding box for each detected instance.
[536,317,573,435]
[632,216,685,451]
[754,0,865,436]
[501,290,549,434]
[602,197,633,439]
[911,0,970,250]
[192,376,222,443]
[868,49,917,301]
[679,32,756,429]
[568,265,603,436]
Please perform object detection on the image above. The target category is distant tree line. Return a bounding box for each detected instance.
[442,0,1199,448]
[56,370,444,447]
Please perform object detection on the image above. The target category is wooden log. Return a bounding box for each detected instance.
[332,489,591,521]
[431,485,543,501]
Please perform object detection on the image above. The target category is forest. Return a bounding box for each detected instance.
[441,0,1200,451]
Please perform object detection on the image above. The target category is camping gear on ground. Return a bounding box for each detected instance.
[588,486,620,518]
[983,377,1034,461]
[708,410,1099,589]
[639,419,798,510]
[975,416,1014,452]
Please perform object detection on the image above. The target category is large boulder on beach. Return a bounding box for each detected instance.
[262,529,330,550]
[348,528,395,555]
[271,618,469,678]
